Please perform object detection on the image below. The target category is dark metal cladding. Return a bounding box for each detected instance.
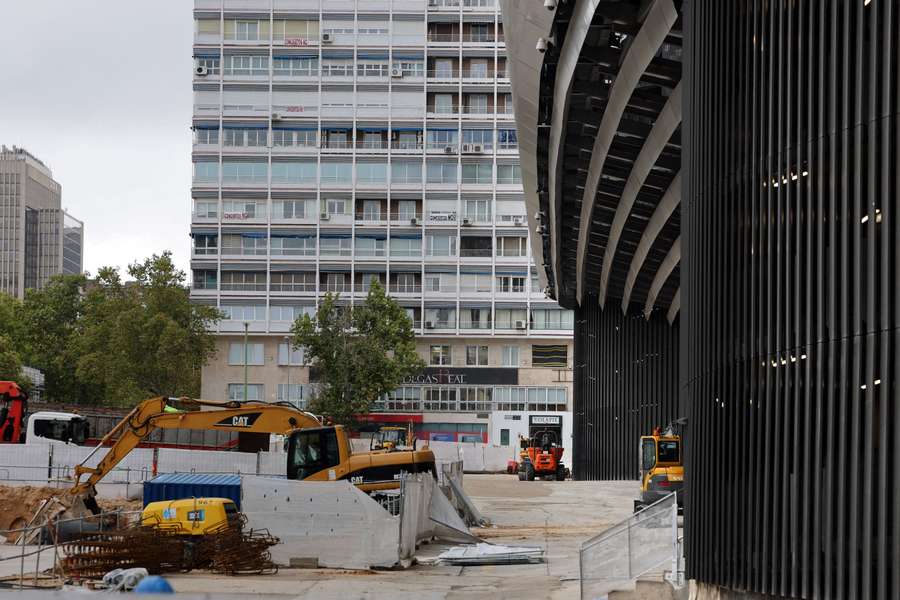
[574,301,680,480]
[682,0,899,597]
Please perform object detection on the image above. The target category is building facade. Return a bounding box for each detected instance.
[190,0,574,452]
[0,145,83,299]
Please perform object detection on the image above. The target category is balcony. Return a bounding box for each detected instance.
[322,281,353,293]
[356,212,388,225]
[389,283,422,295]
[423,319,455,330]
[461,70,493,82]
[270,282,317,293]
[220,282,267,292]
[389,212,422,225]
[427,69,460,82]
[391,140,424,151]
[426,33,461,44]
[459,320,492,330]
[427,211,458,225]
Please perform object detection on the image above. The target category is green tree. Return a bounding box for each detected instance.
[73,252,222,406]
[292,281,424,425]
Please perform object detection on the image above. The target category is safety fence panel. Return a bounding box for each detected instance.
[579,493,677,600]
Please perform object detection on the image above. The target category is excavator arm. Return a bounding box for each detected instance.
[71,396,323,499]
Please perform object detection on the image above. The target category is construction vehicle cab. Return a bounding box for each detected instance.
[370,424,413,451]
[635,424,685,512]
[517,429,567,481]
[142,498,240,536]
[26,411,91,446]
[0,381,28,443]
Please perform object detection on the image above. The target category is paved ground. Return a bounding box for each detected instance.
[163,474,639,599]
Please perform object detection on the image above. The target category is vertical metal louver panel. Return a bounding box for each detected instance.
[683,1,899,597]
[574,300,680,481]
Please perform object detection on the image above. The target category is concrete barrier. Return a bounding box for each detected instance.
[241,475,400,569]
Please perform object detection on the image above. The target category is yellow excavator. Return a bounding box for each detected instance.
[70,396,436,514]
[634,419,685,513]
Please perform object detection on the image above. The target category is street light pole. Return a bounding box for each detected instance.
[243,322,249,401]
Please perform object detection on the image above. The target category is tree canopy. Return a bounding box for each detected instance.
[291,281,424,426]
[0,252,221,406]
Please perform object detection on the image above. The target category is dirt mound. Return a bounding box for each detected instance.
[0,485,141,542]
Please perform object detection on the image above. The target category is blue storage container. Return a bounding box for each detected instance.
[142,473,242,510]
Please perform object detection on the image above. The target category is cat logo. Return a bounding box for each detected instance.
[350,475,364,485]
[214,412,262,428]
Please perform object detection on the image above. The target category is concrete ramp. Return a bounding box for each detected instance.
[240,475,400,570]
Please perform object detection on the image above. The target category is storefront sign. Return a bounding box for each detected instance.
[529,415,562,426]
[401,367,518,386]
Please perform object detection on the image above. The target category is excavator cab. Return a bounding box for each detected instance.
[635,425,685,512]
[370,425,414,451]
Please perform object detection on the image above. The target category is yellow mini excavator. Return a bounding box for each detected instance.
[634,419,685,513]
[69,396,436,514]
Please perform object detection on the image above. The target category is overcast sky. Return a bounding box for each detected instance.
[0,2,194,277]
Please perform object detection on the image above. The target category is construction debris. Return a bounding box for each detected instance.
[59,517,279,579]
[437,543,545,565]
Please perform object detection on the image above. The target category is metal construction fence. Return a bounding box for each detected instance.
[579,492,681,600]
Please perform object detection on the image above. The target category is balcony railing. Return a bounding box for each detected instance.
[423,320,455,329]
[462,34,496,43]
[427,33,461,43]
[220,247,267,256]
[461,70,493,79]
[427,69,459,79]
[193,247,218,255]
[460,249,492,258]
[355,248,388,257]
[322,281,353,293]
[389,212,422,223]
[355,213,387,223]
[459,320,492,329]
[221,283,267,292]
[426,105,459,115]
[270,282,317,292]
[389,283,422,294]
[391,140,423,150]
[357,140,389,150]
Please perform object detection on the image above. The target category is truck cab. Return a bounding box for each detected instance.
[26,411,90,446]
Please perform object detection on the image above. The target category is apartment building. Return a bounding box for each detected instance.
[0,145,84,299]
[190,0,574,452]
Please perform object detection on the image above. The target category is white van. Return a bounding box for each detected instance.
[26,411,90,445]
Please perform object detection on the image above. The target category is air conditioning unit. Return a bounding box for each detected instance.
[194,65,209,77]
[424,320,435,329]
[320,212,330,221]
[390,68,403,78]
[471,144,484,154]
[410,217,419,225]
[444,145,455,154]
[321,32,334,43]
[462,217,471,226]
[272,112,284,121]
[461,143,473,154]
[513,216,524,225]
[515,320,527,330]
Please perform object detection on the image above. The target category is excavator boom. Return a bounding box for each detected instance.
[71,396,323,497]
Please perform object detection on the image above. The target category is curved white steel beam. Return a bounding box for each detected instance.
[666,288,680,323]
[597,83,682,309]
[546,0,606,299]
[620,171,681,311]
[643,235,680,319]
[574,0,679,304]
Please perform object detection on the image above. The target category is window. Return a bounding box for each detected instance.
[390,237,422,257]
[393,61,424,77]
[424,388,456,411]
[427,162,458,184]
[391,161,422,184]
[361,200,382,220]
[221,200,263,220]
[355,237,386,257]
[195,57,220,75]
[461,308,491,329]
[229,342,264,365]
[273,19,319,42]
[227,383,264,401]
[224,128,267,147]
[221,305,267,321]
[468,23,492,42]
[271,272,316,292]
[424,272,456,293]
[460,273,492,293]
[357,61,389,77]
[274,57,318,77]
[321,162,353,184]
[229,19,262,41]
[224,55,269,76]
[425,307,456,328]
[497,164,522,184]
[270,236,316,256]
[193,270,217,290]
[427,129,458,149]
[277,342,305,365]
[273,129,317,147]
[531,344,568,368]
[466,94,489,113]
[270,305,315,322]
[459,387,491,411]
[430,345,451,366]
[271,162,317,184]
[221,232,266,255]
[495,308,527,328]
[434,58,455,77]
[433,93,455,113]
[531,309,575,330]
[357,163,387,184]
[426,234,457,256]
[194,162,219,183]
[193,234,217,255]
[193,200,217,219]
[195,128,219,145]
[322,60,353,77]
[467,59,489,77]
[466,345,489,366]
[393,273,418,293]
[462,163,492,185]
[497,276,526,293]
[386,387,421,411]
[500,429,510,446]
[324,273,350,292]
[460,236,492,257]
[324,198,348,216]
[287,428,341,480]
[277,384,306,408]
[273,199,315,219]
[498,236,527,257]
[320,237,352,256]
[396,200,417,220]
[222,161,267,183]
[465,199,491,221]
[502,345,519,367]
[498,129,518,149]
[220,271,266,291]
[462,128,493,149]
[197,19,220,36]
